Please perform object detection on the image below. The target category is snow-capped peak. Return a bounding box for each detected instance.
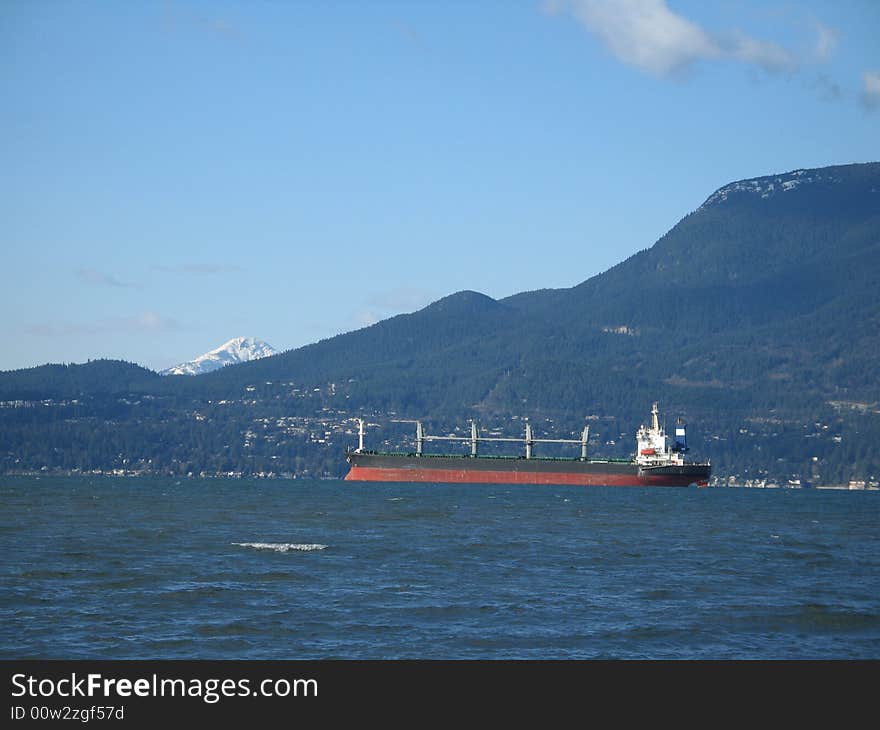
[161,337,278,376]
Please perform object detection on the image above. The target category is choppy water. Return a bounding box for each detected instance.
[1,477,878,659]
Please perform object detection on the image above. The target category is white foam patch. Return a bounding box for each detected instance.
[233,542,328,553]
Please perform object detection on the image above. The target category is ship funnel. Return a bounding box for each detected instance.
[673,417,688,453]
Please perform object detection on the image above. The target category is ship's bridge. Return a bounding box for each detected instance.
[636,403,685,466]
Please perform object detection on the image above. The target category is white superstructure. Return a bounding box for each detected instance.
[636,402,687,466]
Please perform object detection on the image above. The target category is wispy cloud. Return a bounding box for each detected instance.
[391,20,422,47]
[721,30,796,74]
[811,73,843,103]
[367,287,437,312]
[154,263,243,275]
[135,311,180,331]
[862,71,880,111]
[198,17,238,38]
[811,20,839,62]
[162,1,245,44]
[353,309,383,328]
[25,311,181,337]
[543,0,796,78]
[351,287,437,329]
[76,268,131,288]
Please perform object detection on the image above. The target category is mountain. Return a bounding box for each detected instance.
[495,162,880,406]
[196,290,531,413]
[1,162,878,483]
[160,337,278,376]
[0,360,159,400]
[198,163,879,416]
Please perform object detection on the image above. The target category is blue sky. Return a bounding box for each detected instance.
[2,0,878,372]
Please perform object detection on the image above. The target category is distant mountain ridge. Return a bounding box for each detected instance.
[161,337,277,376]
[700,166,846,208]
[1,161,878,483]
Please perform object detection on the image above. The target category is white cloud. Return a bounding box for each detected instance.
[546,0,796,78]
[567,0,718,76]
[862,71,880,111]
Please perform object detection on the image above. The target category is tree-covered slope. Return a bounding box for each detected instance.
[0,360,159,400]
[497,162,880,411]
[2,162,878,482]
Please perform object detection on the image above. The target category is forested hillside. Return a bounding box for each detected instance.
[2,163,878,484]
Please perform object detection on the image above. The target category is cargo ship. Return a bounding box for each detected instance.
[345,403,710,487]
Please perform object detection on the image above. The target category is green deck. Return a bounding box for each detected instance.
[357,450,633,464]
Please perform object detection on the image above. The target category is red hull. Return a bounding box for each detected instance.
[345,465,703,487]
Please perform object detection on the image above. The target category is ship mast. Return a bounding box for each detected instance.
[356,418,365,452]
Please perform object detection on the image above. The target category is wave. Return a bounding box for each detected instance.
[232,542,328,553]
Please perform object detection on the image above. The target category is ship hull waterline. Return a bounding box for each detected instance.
[345,453,710,487]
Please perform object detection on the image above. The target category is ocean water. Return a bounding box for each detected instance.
[1,476,878,659]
